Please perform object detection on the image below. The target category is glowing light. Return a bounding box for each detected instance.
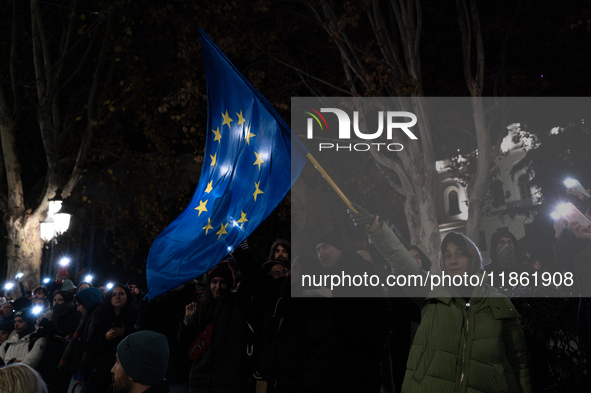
[550,127,560,135]
[32,306,43,315]
[54,213,71,235]
[551,212,561,220]
[59,258,70,267]
[85,275,94,283]
[43,278,51,284]
[106,283,114,290]
[227,246,233,252]
[15,272,23,279]
[40,221,55,242]
[564,178,577,188]
[4,283,14,291]
[48,200,63,219]
[556,204,571,217]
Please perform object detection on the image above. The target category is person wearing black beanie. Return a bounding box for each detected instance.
[109,331,170,393]
[0,308,46,369]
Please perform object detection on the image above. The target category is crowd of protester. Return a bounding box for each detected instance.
[2,184,591,393]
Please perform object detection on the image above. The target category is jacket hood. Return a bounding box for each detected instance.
[74,288,103,311]
[489,231,521,262]
[440,232,483,276]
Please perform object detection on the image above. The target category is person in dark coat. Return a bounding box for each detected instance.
[85,284,138,393]
[140,281,196,392]
[61,287,104,393]
[252,254,337,393]
[314,231,389,393]
[179,260,252,393]
[37,290,80,393]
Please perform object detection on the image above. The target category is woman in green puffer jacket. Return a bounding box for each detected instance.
[350,208,532,393]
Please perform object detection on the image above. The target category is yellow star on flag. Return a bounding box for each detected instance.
[216,222,228,240]
[253,152,264,171]
[212,127,221,143]
[202,218,213,235]
[237,211,249,228]
[253,181,264,201]
[194,200,208,217]
[205,181,213,194]
[236,110,246,127]
[245,125,256,145]
[210,153,216,167]
[222,110,233,128]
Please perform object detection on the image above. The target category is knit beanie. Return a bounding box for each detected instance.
[315,231,346,252]
[12,297,32,312]
[14,308,37,328]
[208,261,235,288]
[74,288,104,312]
[117,331,170,386]
[61,279,77,291]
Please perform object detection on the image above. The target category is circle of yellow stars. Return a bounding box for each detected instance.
[194,108,267,240]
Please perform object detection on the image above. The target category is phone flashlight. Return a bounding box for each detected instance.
[556,203,591,227]
[15,272,24,279]
[58,257,70,277]
[564,178,591,198]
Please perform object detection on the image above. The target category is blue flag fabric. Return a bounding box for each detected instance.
[145,30,309,299]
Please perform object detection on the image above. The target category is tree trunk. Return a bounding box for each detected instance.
[403,180,441,273]
[4,213,43,291]
[464,96,489,242]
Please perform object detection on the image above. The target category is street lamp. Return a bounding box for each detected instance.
[40,198,71,243]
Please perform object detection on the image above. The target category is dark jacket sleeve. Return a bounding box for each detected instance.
[84,310,105,361]
[77,312,98,379]
[502,318,532,393]
[178,304,202,356]
[554,229,582,270]
[231,243,260,305]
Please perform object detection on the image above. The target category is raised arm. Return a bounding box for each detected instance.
[350,205,428,298]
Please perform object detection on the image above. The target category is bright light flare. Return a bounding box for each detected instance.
[43,278,51,284]
[556,204,571,217]
[15,273,24,279]
[59,258,70,267]
[564,178,578,188]
[85,275,94,283]
[32,306,43,315]
[4,283,14,291]
[551,212,561,220]
[106,283,114,290]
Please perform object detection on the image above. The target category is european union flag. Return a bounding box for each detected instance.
[146,30,309,299]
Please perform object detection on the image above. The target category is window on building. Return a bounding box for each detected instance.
[490,180,505,208]
[518,174,531,200]
[448,190,461,215]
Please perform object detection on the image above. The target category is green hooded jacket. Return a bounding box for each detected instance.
[369,224,532,393]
